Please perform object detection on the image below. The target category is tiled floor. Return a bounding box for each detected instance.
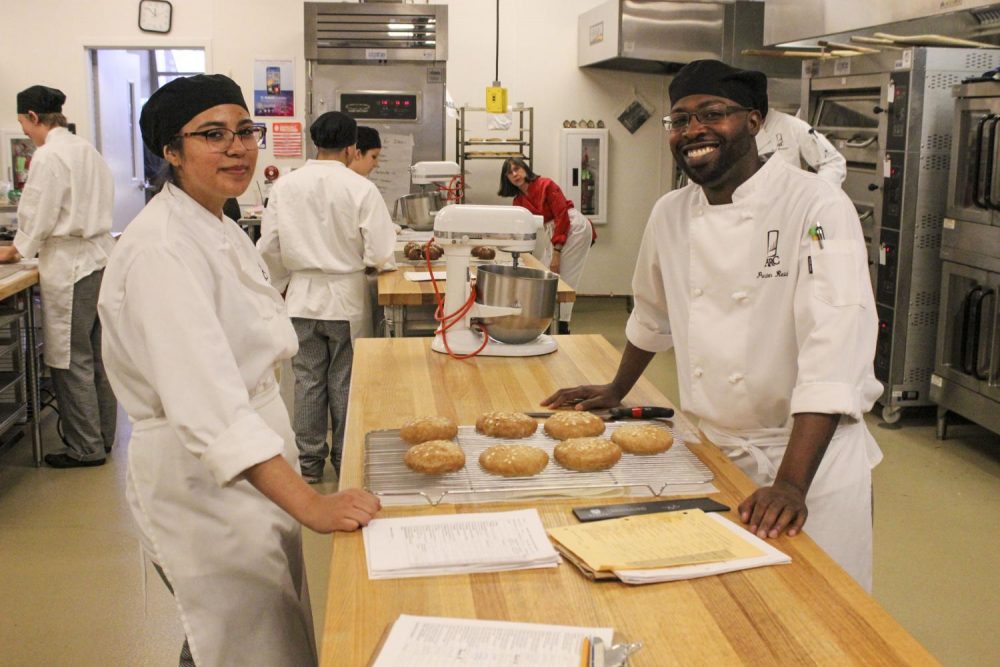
[0,296,998,666]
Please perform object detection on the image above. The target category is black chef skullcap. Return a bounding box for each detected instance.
[356,126,381,152]
[669,60,768,117]
[310,112,357,150]
[17,85,66,115]
[139,74,248,155]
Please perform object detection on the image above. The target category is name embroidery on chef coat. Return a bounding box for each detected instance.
[757,229,789,279]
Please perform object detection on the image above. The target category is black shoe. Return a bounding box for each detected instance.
[105,445,113,454]
[557,321,571,335]
[44,453,106,469]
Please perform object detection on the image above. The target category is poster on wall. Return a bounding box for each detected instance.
[254,59,294,117]
[272,122,303,158]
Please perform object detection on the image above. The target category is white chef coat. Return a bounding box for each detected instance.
[98,184,315,666]
[257,159,397,338]
[627,156,882,587]
[14,127,115,368]
[756,109,847,187]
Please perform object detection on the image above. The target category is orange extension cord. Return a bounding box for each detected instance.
[426,237,489,359]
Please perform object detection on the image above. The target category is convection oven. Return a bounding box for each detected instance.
[803,48,1000,423]
[933,80,1000,439]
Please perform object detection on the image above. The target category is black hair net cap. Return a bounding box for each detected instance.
[356,126,382,152]
[669,60,768,117]
[310,112,358,150]
[17,85,66,114]
[139,74,248,155]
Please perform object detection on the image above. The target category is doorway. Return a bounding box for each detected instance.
[88,48,205,232]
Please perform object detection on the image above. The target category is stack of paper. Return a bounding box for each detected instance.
[364,509,561,579]
[371,615,614,667]
[547,509,790,584]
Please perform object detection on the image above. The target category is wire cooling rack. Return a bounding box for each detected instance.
[364,421,714,506]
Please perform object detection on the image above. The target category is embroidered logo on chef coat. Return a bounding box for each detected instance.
[764,230,780,267]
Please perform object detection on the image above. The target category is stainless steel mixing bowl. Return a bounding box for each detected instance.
[475,265,558,344]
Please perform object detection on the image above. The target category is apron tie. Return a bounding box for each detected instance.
[700,421,789,482]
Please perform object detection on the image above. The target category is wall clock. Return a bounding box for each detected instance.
[138,0,173,34]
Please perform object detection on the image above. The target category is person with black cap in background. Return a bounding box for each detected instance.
[543,60,883,592]
[97,75,380,666]
[348,125,383,178]
[257,111,396,483]
[0,85,116,468]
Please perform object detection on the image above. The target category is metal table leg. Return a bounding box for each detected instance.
[388,305,405,338]
[24,285,42,467]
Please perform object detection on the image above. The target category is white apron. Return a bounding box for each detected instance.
[289,269,371,339]
[126,379,317,667]
[537,209,593,321]
[37,236,108,369]
[701,419,879,591]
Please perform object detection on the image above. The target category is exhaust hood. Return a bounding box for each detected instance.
[578,0,798,77]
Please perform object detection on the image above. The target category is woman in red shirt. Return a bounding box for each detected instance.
[499,157,595,334]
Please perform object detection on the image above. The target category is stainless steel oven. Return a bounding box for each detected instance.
[934,81,1000,438]
[803,48,1000,422]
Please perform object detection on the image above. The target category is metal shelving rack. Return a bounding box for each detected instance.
[0,297,30,449]
[455,105,533,202]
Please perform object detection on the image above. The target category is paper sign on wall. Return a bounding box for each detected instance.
[272,122,303,158]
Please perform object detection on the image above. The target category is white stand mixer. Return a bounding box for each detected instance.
[430,205,558,357]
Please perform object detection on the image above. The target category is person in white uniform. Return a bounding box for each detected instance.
[543,60,883,591]
[0,85,116,468]
[258,112,396,482]
[756,101,846,186]
[98,74,380,667]
[348,125,382,178]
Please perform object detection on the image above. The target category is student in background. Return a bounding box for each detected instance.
[258,112,397,482]
[0,85,116,468]
[348,125,382,178]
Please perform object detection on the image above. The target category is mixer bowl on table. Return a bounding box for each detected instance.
[475,265,558,344]
[394,191,445,231]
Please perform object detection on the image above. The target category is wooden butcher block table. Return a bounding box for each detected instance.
[320,336,937,666]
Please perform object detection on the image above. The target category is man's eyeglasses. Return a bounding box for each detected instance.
[175,126,266,152]
[662,106,753,133]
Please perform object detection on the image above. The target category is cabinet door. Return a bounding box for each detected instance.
[935,260,990,393]
[558,129,608,224]
[982,271,1000,402]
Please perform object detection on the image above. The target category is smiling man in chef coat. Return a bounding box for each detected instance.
[544,60,883,591]
[0,85,116,468]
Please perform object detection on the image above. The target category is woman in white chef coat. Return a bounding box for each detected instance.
[543,60,883,591]
[498,157,596,334]
[97,74,380,667]
[257,112,396,482]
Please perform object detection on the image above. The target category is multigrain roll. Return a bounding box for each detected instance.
[404,440,466,474]
[611,424,674,455]
[399,416,458,445]
[479,444,549,477]
[475,411,539,439]
[544,411,606,440]
[553,437,622,472]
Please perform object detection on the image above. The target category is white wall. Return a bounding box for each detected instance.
[1,0,675,296]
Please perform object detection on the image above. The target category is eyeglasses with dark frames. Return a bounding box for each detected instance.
[662,106,753,133]
[175,126,266,152]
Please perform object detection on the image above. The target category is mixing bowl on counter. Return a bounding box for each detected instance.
[474,265,558,344]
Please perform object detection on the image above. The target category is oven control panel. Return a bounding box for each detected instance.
[339,92,419,121]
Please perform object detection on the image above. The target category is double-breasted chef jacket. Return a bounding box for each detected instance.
[14,127,115,369]
[98,184,317,666]
[627,155,883,587]
[257,159,396,339]
[755,109,847,187]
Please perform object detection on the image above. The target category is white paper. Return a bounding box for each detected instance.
[612,513,790,584]
[371,615,613,667]
[364,509,560,579]
[404,270,447,282]
[370,132,415,214]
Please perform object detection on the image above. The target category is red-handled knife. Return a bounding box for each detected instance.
[524,406,674,420]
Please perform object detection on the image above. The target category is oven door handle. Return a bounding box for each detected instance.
[984,115,1000,209]
[973,114,994,209]
[973,288,994,381]
[845,136,876,148]
[958,285,983,375]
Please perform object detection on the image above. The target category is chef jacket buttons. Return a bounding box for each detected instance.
[728,372,744,384]
[693,287,704,297]
[731,290,748,302]
[693,367,704,378]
